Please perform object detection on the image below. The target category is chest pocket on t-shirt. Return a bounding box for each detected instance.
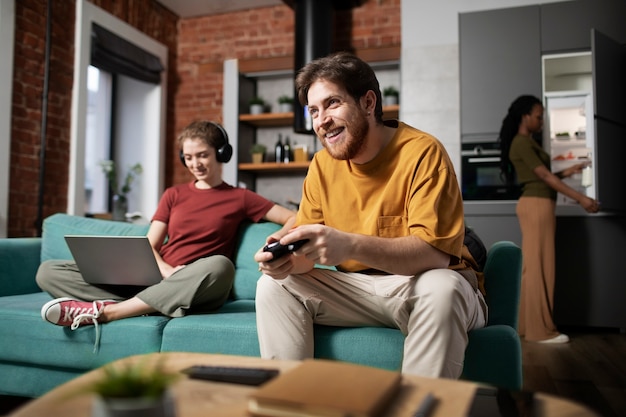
[377,216,408,238]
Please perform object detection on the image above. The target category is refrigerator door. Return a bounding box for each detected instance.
[592,29,626,212]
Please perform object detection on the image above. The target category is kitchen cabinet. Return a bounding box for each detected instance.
[554,215,626,330]
[459,0,626,141]
[540,0,626,53]
[459,6,541,141]
[466,202,626,330]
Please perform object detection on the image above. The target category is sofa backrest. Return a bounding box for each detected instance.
[232,221,282,300]
[41,213,149,262]
[482,241,522,328]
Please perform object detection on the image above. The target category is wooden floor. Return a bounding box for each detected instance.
[521,327,626,417]
[2,328,625,416]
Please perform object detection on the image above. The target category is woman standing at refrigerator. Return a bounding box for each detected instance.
[499,95,600,343]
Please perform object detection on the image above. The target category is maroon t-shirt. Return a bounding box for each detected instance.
[152,182,274,266]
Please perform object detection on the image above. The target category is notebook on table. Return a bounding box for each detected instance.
[64,235,162,286]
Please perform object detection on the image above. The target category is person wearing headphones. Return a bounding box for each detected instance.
[37,120,296,334]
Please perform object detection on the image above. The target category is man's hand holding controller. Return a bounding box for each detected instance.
[263,239,309,262]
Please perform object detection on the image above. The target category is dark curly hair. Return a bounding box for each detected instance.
[498,95,543,185]
[294,52,384,124]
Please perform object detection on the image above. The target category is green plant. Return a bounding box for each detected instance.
[249,96,265,106]
[100,160,142,197]
[250,143,267,154]
[383,86,399,97]
[277,95,293,104]
[88,358,179,399]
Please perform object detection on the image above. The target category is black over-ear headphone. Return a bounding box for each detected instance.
[179,121,233,166]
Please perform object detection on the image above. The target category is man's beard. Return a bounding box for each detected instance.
[319,111,369,161]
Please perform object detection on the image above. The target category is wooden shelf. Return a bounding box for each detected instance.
[383,104,399,119]
[239,105,400,127]
[239,112,293,127]
[238,161,310,173]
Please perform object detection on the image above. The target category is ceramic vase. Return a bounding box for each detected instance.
[279,103,293,113]
[383,95,398,106]
[251,153,264,164]
[249,104,264,115]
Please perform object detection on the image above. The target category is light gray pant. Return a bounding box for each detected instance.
[36,256,235,317]
[256,268,487,378]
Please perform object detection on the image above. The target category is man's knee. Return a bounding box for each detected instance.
[416,269,464,299]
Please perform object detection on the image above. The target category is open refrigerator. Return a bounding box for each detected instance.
[542,29,626,213]
[544,92,595,205]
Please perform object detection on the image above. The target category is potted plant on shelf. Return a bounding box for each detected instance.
[277,95,294,113]
[382,86,399,106]
[249,143,267,164]
[249,97,266,115]
[88,358,179,417]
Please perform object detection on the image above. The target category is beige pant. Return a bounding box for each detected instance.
[256,267,487,378]
[516,196,559,341]
[36,255,235,317]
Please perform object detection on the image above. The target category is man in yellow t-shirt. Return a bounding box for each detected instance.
[255,52,486,379]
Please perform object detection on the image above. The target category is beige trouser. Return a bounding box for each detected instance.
[36,255,235,317]
[516,196,559,341]
[256,268,487,379]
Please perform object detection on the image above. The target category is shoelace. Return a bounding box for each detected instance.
[70,300,105,353]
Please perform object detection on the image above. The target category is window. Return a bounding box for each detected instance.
[70,0,167,220]
[85,66,112,214]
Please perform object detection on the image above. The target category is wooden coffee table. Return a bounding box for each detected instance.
[9,352,598,417]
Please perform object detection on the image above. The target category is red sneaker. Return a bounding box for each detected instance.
[41,297,116,329]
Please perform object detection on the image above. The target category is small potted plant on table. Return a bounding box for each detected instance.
[99,160,142,222]
[88,357,179,417]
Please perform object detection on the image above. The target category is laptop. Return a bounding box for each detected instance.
[64,235,162,286]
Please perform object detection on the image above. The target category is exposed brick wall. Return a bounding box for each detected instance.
[10,0,75,237]
[8,0,399,237]
[173,0,400,185]
[8,0,177,237]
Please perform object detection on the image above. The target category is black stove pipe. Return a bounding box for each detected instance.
[292,0,334,134]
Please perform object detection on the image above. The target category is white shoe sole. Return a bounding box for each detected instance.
[537,334,570,344]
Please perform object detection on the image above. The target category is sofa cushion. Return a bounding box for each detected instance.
[232,222,281,300]
[41,213,149,262]
[314,326,404,371]
[161,300,260,355]
[0,292,168,371]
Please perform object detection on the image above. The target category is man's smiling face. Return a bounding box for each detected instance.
[307,79,369,161]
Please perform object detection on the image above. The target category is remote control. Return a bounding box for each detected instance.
[263,239,309,262]
[182,365,279,386]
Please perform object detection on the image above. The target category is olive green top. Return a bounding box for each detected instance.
[509,134,556,200]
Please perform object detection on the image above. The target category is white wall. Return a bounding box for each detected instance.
[400,0,567,178]
[0,0,15,237]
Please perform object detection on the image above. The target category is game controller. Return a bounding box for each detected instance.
[263,239,309,262]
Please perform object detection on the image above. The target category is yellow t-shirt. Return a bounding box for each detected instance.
[296,121,465,272]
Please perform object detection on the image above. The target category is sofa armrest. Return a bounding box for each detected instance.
[483,241,522,328]
[0,237,43,296]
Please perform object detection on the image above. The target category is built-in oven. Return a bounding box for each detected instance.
[461,142,521,200]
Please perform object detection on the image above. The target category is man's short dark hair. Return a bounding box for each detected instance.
[295,52,384,123]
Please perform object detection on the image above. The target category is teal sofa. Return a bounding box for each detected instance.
[0,213,522,398]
